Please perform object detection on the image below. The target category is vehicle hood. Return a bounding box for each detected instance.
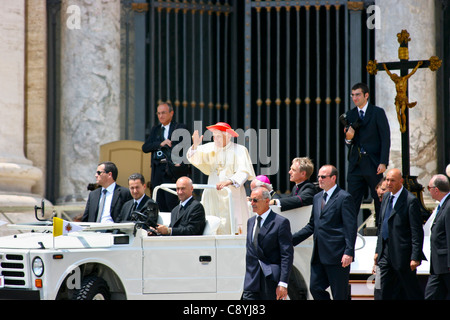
[0,232,115,250]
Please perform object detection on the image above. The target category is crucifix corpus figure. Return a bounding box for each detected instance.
[382,60,423,133]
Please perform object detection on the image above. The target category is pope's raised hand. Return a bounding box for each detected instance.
[192,130,203,150]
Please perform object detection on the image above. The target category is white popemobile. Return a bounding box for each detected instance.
[0,184,430,300]
[0,184,313,300]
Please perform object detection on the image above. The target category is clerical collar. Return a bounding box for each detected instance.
[296,180,307,188]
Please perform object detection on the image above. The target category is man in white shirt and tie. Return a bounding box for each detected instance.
[142,102,189,212]
[82,161,132,223]
[292,165,357,300]
[425,174,450,299]
[344,83,391,227]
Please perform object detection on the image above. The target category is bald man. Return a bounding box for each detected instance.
[155,177,206,236]
[373,168,426,300]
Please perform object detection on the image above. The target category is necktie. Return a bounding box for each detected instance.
[382,195,394,240]
[432,204,442,226]
[160,125,166,140]
[96,189,108,222]
[131,201,137,213]
[321,192,328,210]
[176,204,184,221]
[253,216,262,249]
[359,110,365,120]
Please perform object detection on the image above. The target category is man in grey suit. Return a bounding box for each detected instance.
[155,177,206,236]
[373,168,426,299]
[82,161,132,223]
[292,165,357,300]
[425,174,450,299]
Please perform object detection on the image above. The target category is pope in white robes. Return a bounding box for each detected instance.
[187,122,255,234]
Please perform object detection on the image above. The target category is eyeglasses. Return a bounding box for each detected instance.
[317,175,332,179]
[427,186,437,191]
[156,111,169,116]
[247,197,263,203]
[350,93,362,98]
[96,171,106,175]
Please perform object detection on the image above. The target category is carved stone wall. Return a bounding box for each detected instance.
[58,0,121,203]
[0,1,42,202]
[375,0,437,190]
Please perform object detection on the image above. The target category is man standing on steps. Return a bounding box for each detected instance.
[344,83,390,226]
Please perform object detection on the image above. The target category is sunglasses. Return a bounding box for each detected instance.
[247,197,263,203]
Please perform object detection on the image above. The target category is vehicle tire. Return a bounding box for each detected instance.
[75,276,111,300]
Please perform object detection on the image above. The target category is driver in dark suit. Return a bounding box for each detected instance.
[118,173,156,222]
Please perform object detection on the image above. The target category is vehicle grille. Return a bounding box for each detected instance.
[0,254,27,287]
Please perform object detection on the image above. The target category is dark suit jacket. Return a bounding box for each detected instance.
[429,195,450,275]
[82,184,132,222]
[345,104,390,172]
[375,188,426,269]
[117,194,153,222]
[292,186,357,265]
[278,180,316,211]
[169,197,206,235]
[244,210,294,292]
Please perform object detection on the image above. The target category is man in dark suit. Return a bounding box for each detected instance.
[118,173,156,222]
[82,161,132,223]
[142,102,189,212]
[425,174,450,299]
[373,168,426,300]
[242,187,294,300]
[269,157,317,211]
[155,177,206,236]
[292,165,357,300]
[345,83,390,225]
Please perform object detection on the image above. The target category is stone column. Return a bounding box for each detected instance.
[0,1,42,205]
[375,0,437,187]
[26,0,48,196]
[58,0,121,203]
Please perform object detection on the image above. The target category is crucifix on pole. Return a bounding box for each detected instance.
[366,29,442,219]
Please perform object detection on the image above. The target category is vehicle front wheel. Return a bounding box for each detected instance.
[75,276,111,300]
